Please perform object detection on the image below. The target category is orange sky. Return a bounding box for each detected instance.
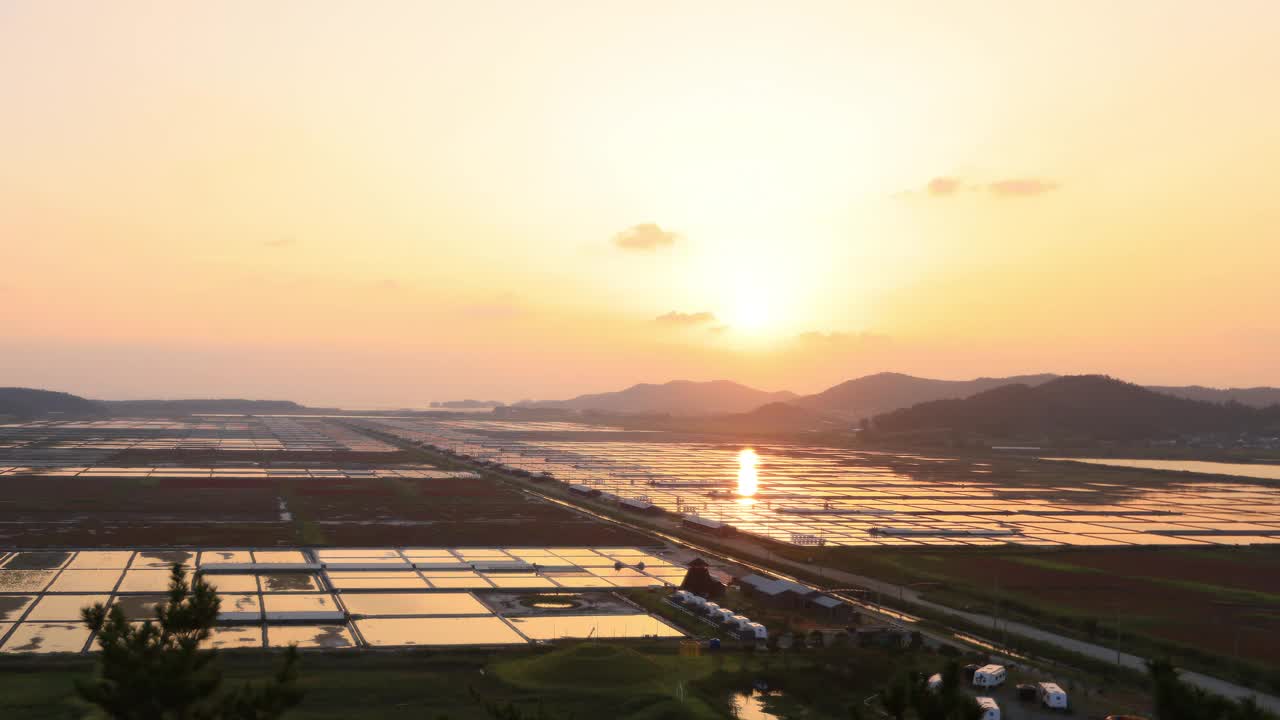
[2,2,1278,406]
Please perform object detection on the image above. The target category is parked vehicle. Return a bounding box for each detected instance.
[1037,682,1069,710]
[975,696,1001,720]
[972,664,1007,688]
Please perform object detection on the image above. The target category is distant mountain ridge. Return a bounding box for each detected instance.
[791,372,1060,419]
[871,375,1280,441]
[103,399,307,415]
[0,388,107,418]
[1149,385,1280,408]
[517,380,797,415]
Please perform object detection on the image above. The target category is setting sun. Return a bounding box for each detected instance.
[727,293,774,333]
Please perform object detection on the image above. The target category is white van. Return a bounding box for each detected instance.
[1037,682,1068,710]
[972,664,1007,688]
[975,697,1000,720]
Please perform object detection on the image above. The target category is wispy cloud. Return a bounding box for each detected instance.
[263,235,296,248]
[794,330,890,349]
[613,223,679,251]
[987,178,1059,197]
[907,176,1059,199]
[655,311,717,326]
[927,177,962,197]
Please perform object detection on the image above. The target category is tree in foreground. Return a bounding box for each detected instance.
[1147,659,1273,720]
[78,563,303,719]
[881,663,983,720]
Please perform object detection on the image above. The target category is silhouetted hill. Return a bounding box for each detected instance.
[871,375,1280,441]
[0,388,107,419]
[519,380,797,415]
[103,399,308,416]
[1150,385,1280,408]
[792,372,1059,419]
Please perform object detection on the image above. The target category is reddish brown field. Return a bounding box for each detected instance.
[819,545,1280,668]
[0,469,651,549]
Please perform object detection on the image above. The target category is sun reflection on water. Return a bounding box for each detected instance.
[737,448,759,497]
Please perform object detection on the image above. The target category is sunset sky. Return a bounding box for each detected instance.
[3,2,1278,406]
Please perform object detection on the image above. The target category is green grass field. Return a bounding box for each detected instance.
[0,642,920,719]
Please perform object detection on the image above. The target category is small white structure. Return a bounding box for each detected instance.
[1037,682,1068,710]
[972,664,1007,688]
[727,614,752,631]
[671,590,692,604]
[712,607,736,623]
[746,622,768,640]
[927,673,943,692]
[686,594,708,609]
[975,696,1000,720]
[703,602,721,616]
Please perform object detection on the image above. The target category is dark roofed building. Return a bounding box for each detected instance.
[679,557,725,599]
[809,594,855,622]
[737,573,814,609]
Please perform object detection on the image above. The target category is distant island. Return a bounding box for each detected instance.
[517,380,796,415]
[430,399,506,409]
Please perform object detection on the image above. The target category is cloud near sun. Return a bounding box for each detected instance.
[613,223,680,251]
[920,176,1060,198]
[655,311,717,326]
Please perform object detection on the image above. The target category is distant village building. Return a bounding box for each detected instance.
[619,497,660,514]
[682,514,735,536]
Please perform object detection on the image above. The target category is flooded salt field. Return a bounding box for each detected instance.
[508,613,684,640]
[0,546,685,654]
[363,418,1280,548]
[1047,457,1280,481]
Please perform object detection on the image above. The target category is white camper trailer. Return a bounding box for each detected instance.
[687,594,708,609]
[975,697,1000,720]
[1037,682,1068,710]
[702,602,721,616]
[712,607,736,624]
[728,614,752,631]
[671,590,691,604]
[746,622,768,641]
[972,665,1007,688]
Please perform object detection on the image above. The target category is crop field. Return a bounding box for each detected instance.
[0,470,651,547]
[797,544,1280,670]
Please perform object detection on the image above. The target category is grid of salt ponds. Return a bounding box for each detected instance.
[0,465,477,480]
[0,418,395,454]
[0,548,685,654]
[367,419,1280,548]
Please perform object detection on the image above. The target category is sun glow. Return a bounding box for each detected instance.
[727,292,774,333]
[736,447,760,497]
